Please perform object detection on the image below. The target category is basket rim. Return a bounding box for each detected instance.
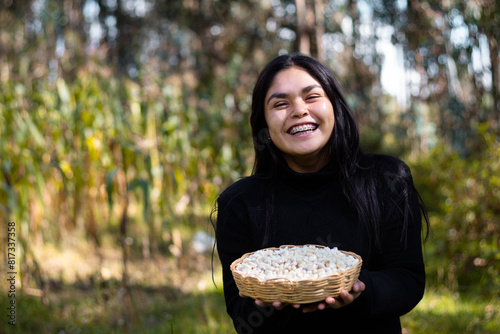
[230,244,362,283]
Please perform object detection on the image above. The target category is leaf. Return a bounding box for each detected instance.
[106,167,119,210]
[23,111,46,147]
[57,77,71,105]
[128,178,149,222]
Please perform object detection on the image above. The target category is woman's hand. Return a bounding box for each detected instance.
[293,281,365,313]
[239,280,365,313]
[300,280,365,313]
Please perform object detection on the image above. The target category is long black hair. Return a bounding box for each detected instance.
[249,53,429,251]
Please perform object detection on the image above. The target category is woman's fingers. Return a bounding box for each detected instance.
[239,292,285,310]
[301,302,321,313]
[272,301,285,310]
[352,280,366,296]
[252,298,286,310]
[325,296,335,305]
[254,299,268,307]
[302,280,366,312]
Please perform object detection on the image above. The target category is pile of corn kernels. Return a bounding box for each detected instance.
[234,245,359,281]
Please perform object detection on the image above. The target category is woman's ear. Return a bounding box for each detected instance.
[254,128,272,152]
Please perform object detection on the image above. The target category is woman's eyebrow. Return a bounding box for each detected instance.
[302,84,321,93]
[266,92,288,105]
[266,84,322,105]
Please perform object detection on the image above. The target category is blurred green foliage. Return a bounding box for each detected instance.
[0,63,252,279]
[411,123,500,296]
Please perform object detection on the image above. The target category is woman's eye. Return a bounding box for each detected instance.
[274,102,287,108]
[306,95,320,100]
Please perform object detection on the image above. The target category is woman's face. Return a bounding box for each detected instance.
[264,67,335,173]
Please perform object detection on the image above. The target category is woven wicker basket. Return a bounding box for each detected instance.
[230,244,362,304]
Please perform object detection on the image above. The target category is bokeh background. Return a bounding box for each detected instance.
[0,0,499,333]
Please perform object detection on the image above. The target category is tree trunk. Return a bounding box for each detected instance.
[111,139,136,331]
[487,32,499,124]
[313,0,325,62]
[295,0,310,55]
[295,0,324,59]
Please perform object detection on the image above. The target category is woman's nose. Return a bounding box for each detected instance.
[291,101,309,118]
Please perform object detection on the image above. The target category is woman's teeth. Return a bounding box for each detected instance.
[289,124,317,135]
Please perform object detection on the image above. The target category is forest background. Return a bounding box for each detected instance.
[0,0,499,333]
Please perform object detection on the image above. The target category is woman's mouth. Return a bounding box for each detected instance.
[287,124,319,136]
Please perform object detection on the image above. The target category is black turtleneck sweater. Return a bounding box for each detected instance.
[216,154,425,334]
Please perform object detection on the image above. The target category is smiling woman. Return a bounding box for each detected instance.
[214,53,430,333]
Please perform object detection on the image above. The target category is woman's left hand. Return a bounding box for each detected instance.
[295,280,365,313]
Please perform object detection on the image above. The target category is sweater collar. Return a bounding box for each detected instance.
[274,155,340,191]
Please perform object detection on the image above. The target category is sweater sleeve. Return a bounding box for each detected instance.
[353,163,426,318]
[215,184,294,333]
